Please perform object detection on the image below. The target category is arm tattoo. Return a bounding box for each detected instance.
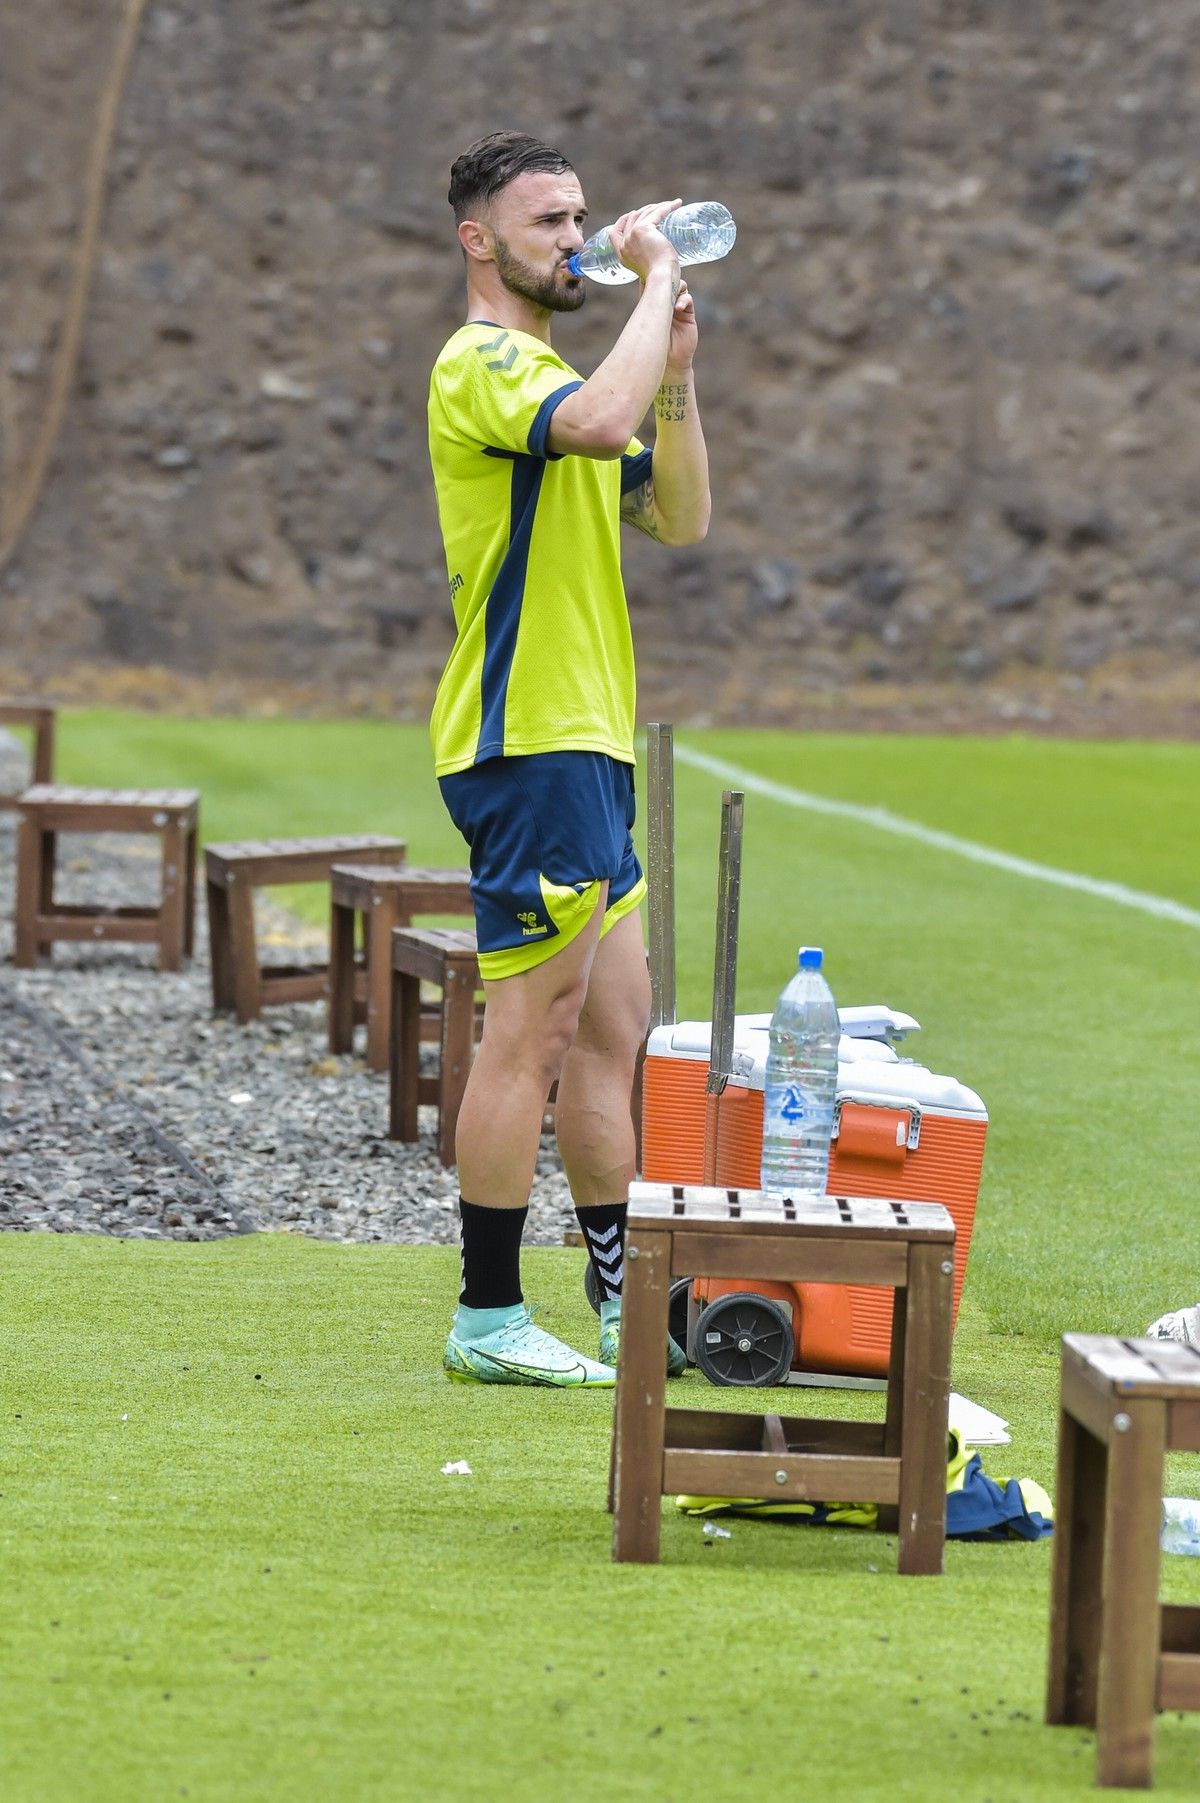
[654,381,689,424]
[620,474,667,542]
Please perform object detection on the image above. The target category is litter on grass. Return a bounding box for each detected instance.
[440,1460,472,1477]
[1146,1305,1200,1347]
[701,1522,732,1541]
[948,1392,1010,1446]
[1161,1497,1200,1555]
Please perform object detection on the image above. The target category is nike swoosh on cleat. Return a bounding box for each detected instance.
[477,1352,592,1384]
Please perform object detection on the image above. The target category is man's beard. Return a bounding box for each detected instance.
[493,235,586,313]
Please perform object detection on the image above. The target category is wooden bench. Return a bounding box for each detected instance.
[609,1184,956,1571]
[0,699,55,809]
[13,785,199,969]
[389,926,483,1168]
[328,864,473,1072]
[1046,1333,1200,1788]
[204,835,406,1023]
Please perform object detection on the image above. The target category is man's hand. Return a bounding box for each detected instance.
[608,199,682,285]
[664,278,698,375]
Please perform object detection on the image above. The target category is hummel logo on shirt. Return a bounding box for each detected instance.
[475,329,518,374]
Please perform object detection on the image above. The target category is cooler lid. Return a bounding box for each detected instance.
[646,1017,899,1071]
[836,1059,987,1120]
[837,1005,920,1043]
[646,1017,768,1082]
[839,1037,898,1065]
[649,1005,917,1062]
[736,1005,918,1042]
[645,1018,986,1118]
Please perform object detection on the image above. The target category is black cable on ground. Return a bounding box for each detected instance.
[5,993,255,1236]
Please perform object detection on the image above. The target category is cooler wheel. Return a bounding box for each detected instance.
[693,1292,794,1388]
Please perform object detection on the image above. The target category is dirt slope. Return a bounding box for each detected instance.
[3,1,1199,730]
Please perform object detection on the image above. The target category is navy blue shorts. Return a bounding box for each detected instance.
[438,751,646,979]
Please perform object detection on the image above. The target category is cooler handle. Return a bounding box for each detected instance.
[832,1094,923,1153]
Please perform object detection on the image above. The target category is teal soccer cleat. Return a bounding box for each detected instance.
[599,1302,688,1378]
[444,1308,616,1388]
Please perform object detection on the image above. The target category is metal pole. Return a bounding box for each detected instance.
[703,788,744,1182]
[645,722,676,1031]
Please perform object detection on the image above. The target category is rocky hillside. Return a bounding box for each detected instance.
[3,0,1200,726]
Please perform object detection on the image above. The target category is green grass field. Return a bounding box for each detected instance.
[4,709,1200,1799]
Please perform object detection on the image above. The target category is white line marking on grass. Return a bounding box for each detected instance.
[674,743,1200,930]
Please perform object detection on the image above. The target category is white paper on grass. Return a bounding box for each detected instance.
[949,1392,1011,1446]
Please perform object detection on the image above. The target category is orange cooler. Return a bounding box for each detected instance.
[640,1011,988,1377]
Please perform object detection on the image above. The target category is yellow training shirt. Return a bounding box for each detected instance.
[427,322,650,777]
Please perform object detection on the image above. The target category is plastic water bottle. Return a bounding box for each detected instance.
[1162,1497,1200,1555]
[566,201,736,286]
[761,947,840,1197]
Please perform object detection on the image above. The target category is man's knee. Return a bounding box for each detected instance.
[615,983,651,1070]
[539,978,589,1082]
[576,962,651,1070]
[485,964,588,1089]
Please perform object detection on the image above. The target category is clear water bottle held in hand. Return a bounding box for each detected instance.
[761,946,840,1199]
[566,201,737,286]
[1162,1497,1200,1555]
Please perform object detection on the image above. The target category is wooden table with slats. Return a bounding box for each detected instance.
[0,699,55,809]
[204,835,406,1022]
[389,926,482,1168]
[610,1183,956,1573]
[328,863,473,1072]
[14,785,199,969]
[1046,1332,1200,1788]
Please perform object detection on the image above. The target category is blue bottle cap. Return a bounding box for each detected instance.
[798,946,823,969]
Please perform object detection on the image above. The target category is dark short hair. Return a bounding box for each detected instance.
[448,132,574,223]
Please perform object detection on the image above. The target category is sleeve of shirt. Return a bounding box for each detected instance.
[620,435,654,494]
[438,329,583,460]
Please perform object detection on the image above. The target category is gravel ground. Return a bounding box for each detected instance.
[0,734,575,1244]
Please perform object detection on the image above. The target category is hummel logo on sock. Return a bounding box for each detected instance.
[584,1223,624,1298]
[576,1203,629,1304]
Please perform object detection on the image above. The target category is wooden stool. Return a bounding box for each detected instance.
[0,699,55,809]
[610,1184,956,1571]
[1046,1333,1200,1788]
[204,835,406,1022]
[389,927,482,1167]
[328,864,473,1072]
[13,785,199,969]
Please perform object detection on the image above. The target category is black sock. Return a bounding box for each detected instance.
[458,1197,527,1309]
[576,1201,628,1303]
